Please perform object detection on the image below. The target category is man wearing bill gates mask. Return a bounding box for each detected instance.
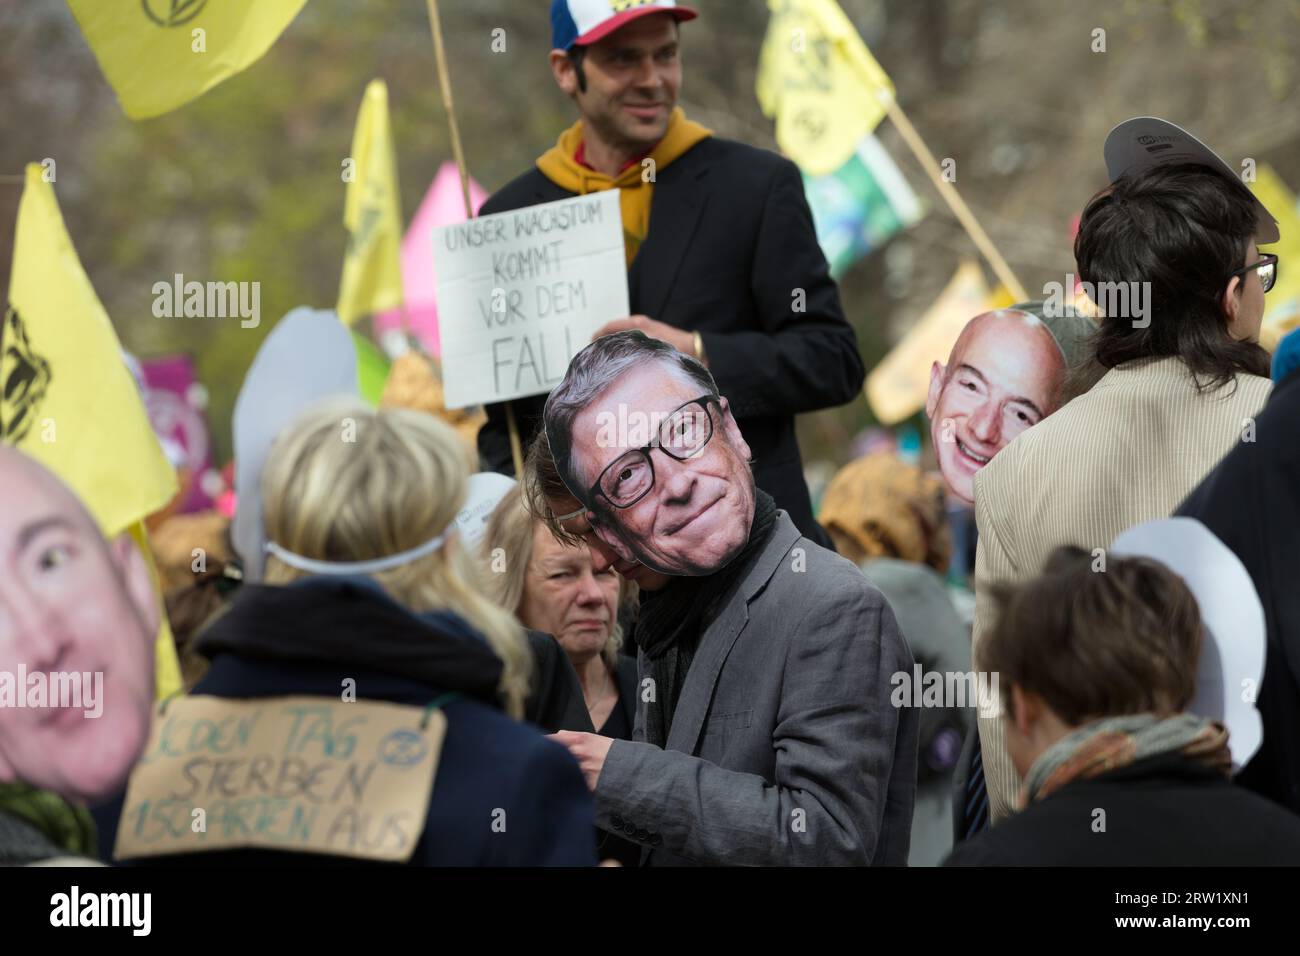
[543,330,917,865]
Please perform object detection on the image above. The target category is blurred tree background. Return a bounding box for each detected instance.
[2,0,1298,469]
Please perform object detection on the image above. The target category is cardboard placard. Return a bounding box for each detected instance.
[114,695,445,862]
[433,189,629,409]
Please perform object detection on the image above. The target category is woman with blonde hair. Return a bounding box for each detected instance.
[483,483,640,866]
[482,486,636,741]
[101,399,596,866]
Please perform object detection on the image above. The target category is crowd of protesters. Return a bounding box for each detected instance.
[3,0,1300,867]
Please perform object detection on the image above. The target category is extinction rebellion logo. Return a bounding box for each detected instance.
[0,306,52,443]
[142,0,208,28]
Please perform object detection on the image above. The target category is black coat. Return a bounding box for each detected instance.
[92,578,596,867]
[524,629,593,733]
[1177,368,1300,815]
[476,136,865,545]
[944,751,1300,865]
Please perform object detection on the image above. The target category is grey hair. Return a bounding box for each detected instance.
[543,330,717,505]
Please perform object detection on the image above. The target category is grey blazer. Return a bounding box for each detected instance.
[594,512,919,865]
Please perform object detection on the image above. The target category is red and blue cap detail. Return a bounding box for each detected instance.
[550,0,698,51]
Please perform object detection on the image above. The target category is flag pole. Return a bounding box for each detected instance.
[424,0,526,477]
[882,96,1028,301]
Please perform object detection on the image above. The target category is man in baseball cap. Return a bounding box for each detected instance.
[475,1,865,549]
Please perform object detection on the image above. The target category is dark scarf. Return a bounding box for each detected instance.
[634,489,779,748]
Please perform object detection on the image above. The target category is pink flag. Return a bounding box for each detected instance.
[373,161,488,358]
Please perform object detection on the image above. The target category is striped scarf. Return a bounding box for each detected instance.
[1021,712,1231,807]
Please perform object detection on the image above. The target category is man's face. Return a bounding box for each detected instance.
[0,449,157,805]
[926,311,1065,506]
[556,14,681,154]
[567,363,754,576]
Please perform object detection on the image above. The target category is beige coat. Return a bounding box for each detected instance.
[972,356,1271,822]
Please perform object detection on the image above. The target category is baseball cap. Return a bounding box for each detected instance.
[1103,117,1280,244]
[551,0,697,51]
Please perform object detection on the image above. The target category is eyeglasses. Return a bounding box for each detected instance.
[588,395,722,510]
[1227,253,1279,294]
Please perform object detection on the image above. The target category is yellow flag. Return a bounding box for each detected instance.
[757,0,895,176]
[129,522,184,700]
[337,79,404,326]
[67,0,307,120]
[866,261,992,424]
[1251,165,1300,352]
[4,164,182,698]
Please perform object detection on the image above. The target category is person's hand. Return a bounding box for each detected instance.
[593,314,695,358]
[549,730,614,791]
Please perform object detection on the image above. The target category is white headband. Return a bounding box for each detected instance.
[264,530,450,577]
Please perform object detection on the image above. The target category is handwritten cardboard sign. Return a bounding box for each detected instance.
[433,189,629,409]
[114,695,445,862]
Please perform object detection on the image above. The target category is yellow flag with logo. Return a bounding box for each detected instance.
[66,0,308,120]
[757,0,896,176]
[4,164,182,698]
[337,79,405,325]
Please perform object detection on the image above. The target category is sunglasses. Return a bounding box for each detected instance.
[1226,253,1278,294]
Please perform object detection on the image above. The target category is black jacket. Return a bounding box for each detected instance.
[93,577,596,866]
[1177,368,1300,815]
[477,136,865,544]
[944,751,1300,865]
[524,629,593,733]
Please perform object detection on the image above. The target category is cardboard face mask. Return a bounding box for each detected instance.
[925,309,1067,507]
[453,472,517,553]
[548,361,756,578]
[0,448,158,805]
[232,308,359,582]
[1111,517,1266,771]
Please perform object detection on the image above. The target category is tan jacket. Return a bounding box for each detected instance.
[971,357,1271,822]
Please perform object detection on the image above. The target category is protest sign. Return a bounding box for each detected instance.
[433,189,628,409]
[114,695,445,863]
[454,472,516,551]
[1112,518,1265,771]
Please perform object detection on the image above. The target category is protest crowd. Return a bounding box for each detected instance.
[5,0,1300,877]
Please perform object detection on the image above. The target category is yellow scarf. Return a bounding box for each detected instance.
[536,107,712,266]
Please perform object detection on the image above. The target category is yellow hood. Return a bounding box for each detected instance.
[536,107,711,264]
